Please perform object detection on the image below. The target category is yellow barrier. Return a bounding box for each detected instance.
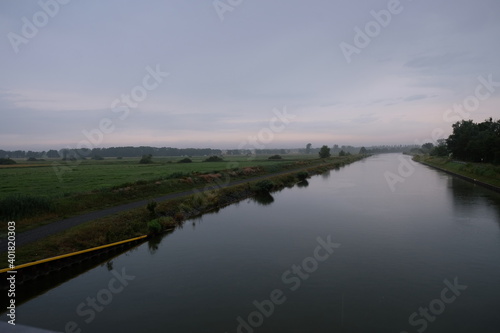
[0,235,148,273]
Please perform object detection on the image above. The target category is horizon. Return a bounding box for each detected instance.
[1,142,420,154]
[1,1,499,151]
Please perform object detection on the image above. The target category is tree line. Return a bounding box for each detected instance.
[424,118,500,164]
[0,147,223,159]
[0,144,423,160]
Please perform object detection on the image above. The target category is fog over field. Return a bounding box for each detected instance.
[1,0,499,150]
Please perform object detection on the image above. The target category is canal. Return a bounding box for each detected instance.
[4,154,500,332]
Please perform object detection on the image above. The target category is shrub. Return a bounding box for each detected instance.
[255,180,274,193]
[297,171,309,181]
[156,216,177,228]
[268,155,282,160]
[204,156,224,162]
[147,201,157,218]
[27,157,38,161]
[148,219,162,235]
[0,158,16,165]
[168,172,190,179]
[91,155,104,160]
[178,158,192,163]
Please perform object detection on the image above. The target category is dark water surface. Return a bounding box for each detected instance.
[5,154,500,332]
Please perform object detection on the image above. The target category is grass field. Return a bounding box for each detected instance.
[0,154,324,229]
[0,154,317,199]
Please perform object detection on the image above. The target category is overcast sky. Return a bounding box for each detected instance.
[1,0,499,151]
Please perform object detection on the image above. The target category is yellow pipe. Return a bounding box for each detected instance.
[0,235,148,273]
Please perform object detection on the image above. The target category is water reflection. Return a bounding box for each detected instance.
[251,192,275,205]
[297,180,309,188]
[147,235,163,255]
[448,176,500,226]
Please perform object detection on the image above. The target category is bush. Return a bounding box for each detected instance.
[148,219,162,235]
[0,158,16,165]
[178,158,192,163]
[139,154,153,164]
[147,201,157,218]
[91,155,104,160]
[255,180,274,193]
[0,194,54,220]
[27,157,38,161]
[168,172,190,179]
[297,171,309,181]
[204,156,224,162]
[268,155,282,160]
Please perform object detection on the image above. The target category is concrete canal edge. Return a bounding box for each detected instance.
[417,160,500,194]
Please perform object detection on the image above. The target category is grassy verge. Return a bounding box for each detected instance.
[414,155,500,188]
[8,155,365,267]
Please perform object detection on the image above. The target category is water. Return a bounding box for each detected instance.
[4,154,500,332]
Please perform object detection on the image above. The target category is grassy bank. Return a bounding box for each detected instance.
[1,155,324,232]
[8,155,365,267]
[414,156,500,188]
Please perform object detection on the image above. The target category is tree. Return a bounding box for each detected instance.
[46,149,60,158]
[339,150,346,156]
[447,119,500,163]
[430,139,448,157]
[421,143,434,153]
[359,147,367,154]
[306,143,312,154]
[319,145,331,158]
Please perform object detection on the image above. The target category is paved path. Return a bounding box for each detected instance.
[1,165,321,251]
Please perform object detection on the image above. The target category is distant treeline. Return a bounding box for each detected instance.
[363,145,420,154]
[1,144,420,159]
[0,147,224,159]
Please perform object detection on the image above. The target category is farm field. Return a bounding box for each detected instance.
[0,154,317,199]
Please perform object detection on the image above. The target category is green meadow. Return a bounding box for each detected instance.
[0,154,324,230]
[0,155,316,199]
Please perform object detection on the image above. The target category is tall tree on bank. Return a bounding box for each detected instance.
[446,118,500,163]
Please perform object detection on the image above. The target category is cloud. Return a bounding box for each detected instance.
[403,94,428,102]
[404,53,463,69]
[351,113,379,124]
[1,0,499,150]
